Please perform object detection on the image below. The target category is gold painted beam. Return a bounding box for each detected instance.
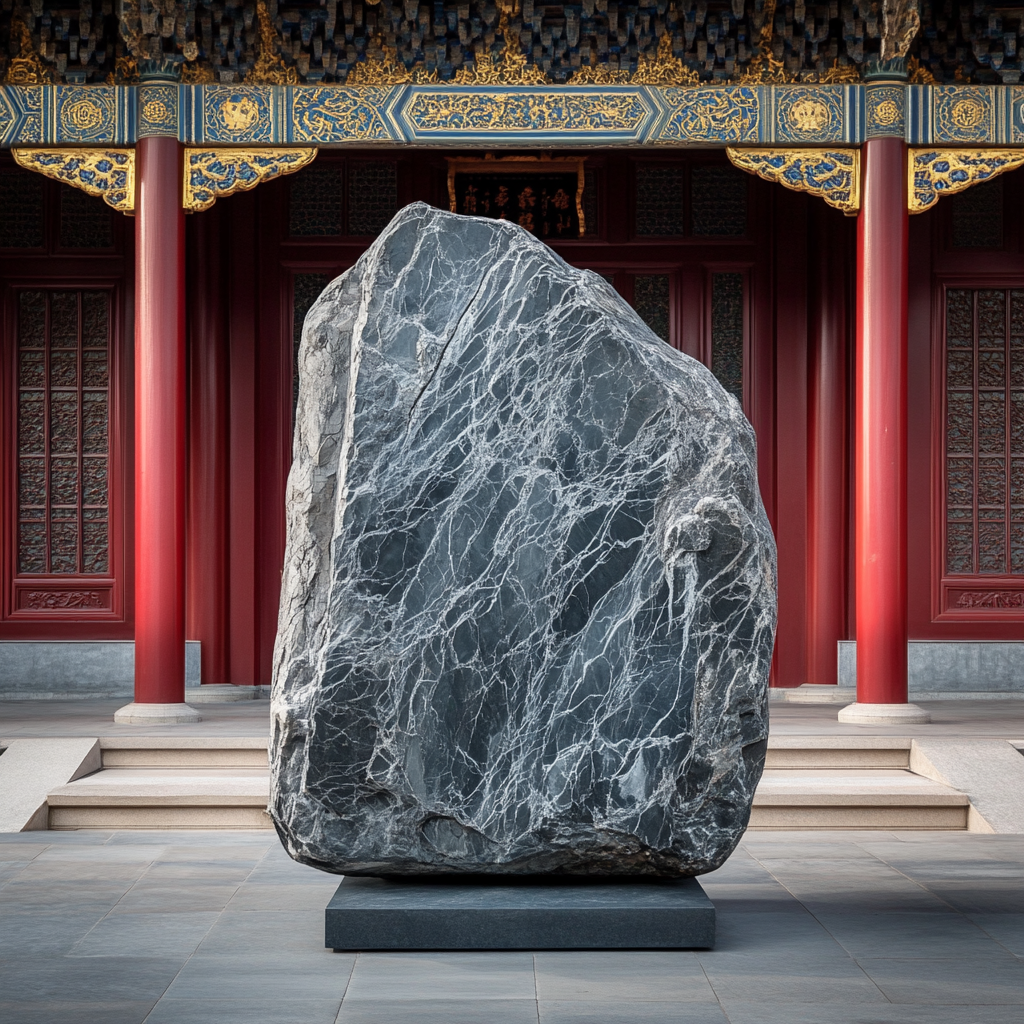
[726,148,860,214]
[13,149,135,212]
[909,149,1024,214]
[183,147,318,212]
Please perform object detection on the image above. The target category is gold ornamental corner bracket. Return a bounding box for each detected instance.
[183,147,318,212]
[726,147,861,215]
[13,148,135,212]
[908,148,1024,214]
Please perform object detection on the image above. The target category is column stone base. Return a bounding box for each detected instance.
[838,702,931,726]
[114,702,201,725]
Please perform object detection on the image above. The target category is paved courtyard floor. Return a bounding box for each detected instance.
[1,828,1022,1024]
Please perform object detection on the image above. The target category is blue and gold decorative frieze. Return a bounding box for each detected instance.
[395,87,656,143]
[183,147,317,211]
[0,87,43,146]
[289,87,401,143]
[772,87,848,144]
[138,83,179,138]
[13,148,134,211]
[727,148,860,213]
[187,86,285,144]
[6,83,1024,149]
[931,87,994,143]
[865,84,906,138]
[49,87,133,145]
[655,87,760,144]
[909,148,1024,213]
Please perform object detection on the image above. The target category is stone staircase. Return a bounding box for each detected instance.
[46,737,272,830]
[41,734,975,832]
[752,737,971,830]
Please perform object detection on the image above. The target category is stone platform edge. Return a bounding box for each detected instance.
[325,875,715,951]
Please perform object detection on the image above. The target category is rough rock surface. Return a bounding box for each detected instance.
[271,203,776,877]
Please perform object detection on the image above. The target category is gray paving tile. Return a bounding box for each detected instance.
[859,955,1024,1004]
[0,879,133,909]
[875,861,1024,881]
[925,882,1024,914]
[0,1000,154,1024]
[713,910,846,955]
[0,909,111,956]
[534,951,710,1002]
[145,997,342,1024]
[159,844,270,861]
[139,860,257,884]
[338,999,540,1024]
[721,1001,1024,1024]
[539,1002,726,1024]
[794,885,951,914]
[698,954,887,1004]
[0,843,48,861]
[0,860,31,882]
[0,830,113,845]
[697,882,803,912]
[71,911,220,958]
[163,952,355,1000]
[968,912,1024,955]
[244,866,332,885]
[226,881,340,911]
[13,858,149,883]
[109,883,241,913]
[32,844,163,863]
[815,910,1001,958]
[755,857,907,880]
[0,956,181,1002]
[106,830,272,847]
[195,910,328,955]
[345,952,537,1001]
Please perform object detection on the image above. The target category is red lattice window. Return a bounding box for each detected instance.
[16,289,111,577]
[941,288,1024,614]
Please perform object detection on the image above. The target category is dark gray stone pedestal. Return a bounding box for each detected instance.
[325,876,715,951]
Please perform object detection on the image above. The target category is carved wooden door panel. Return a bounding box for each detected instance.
[2,284,128,631]
[937,285,1024,617]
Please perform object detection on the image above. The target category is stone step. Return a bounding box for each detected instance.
[46,769,272,830]
[749,769,970,830]
[99,736,914,771]
[765,736,912,769]
[98,736,269,769]
[46,763,970,833]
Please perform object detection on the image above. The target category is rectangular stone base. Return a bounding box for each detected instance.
[325,875,715,951]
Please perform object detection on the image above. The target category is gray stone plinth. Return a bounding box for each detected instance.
[838,702,931,725]
[113,702,201,725]
[325,876,715,951]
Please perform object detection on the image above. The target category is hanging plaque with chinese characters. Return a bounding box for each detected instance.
[447,157,585,240]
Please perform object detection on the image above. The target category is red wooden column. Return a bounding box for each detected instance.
[115,82,198,723]
[839,137,928,724]
[806,205,850,686]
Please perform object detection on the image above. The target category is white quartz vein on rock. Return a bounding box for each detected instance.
[271,203,777,877]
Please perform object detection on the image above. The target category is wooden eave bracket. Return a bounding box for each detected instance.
[908,149,1024,214]
[182,147,318,212]
[726,147,861,215]
[12,148,135,212]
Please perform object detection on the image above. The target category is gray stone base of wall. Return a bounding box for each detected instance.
[838,641,1024,695]
[0,642,202,699]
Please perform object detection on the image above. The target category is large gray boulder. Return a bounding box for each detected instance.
[271,203,776,877]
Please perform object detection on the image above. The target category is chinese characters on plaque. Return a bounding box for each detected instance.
[447,158,585,240]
